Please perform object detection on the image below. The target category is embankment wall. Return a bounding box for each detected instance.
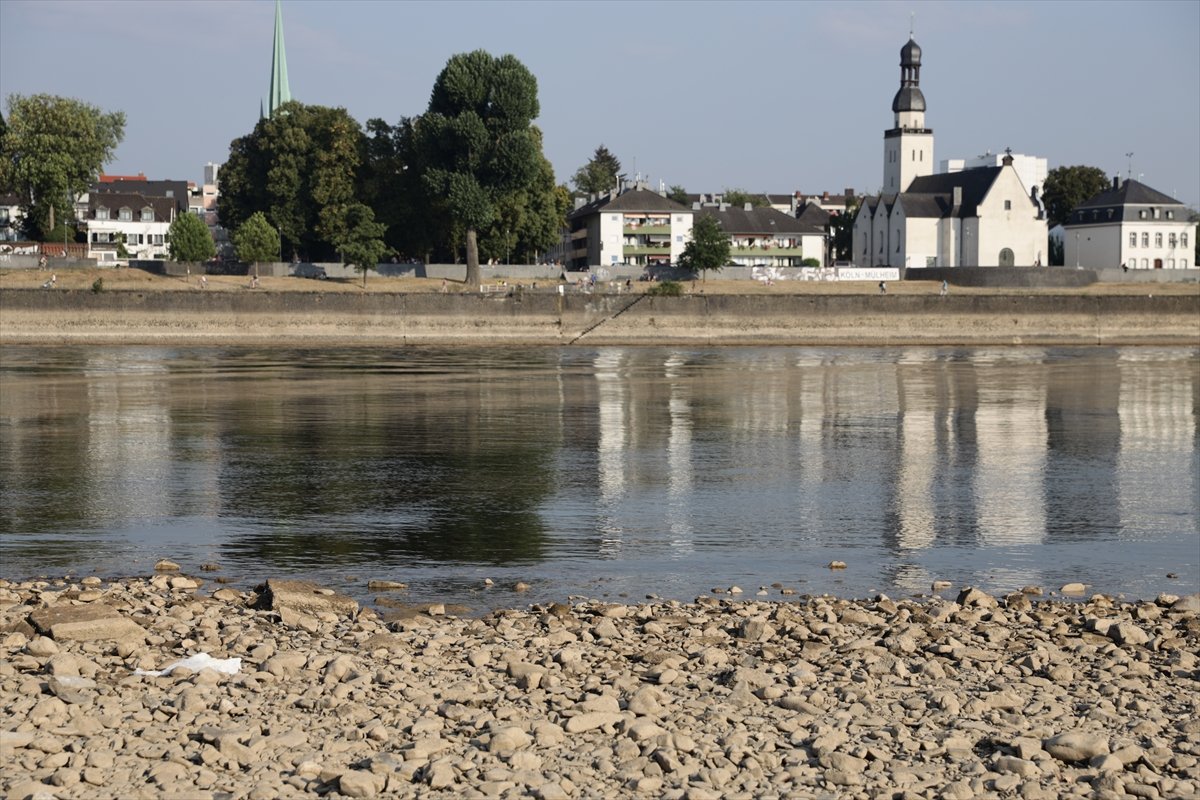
[1,289,1196,346]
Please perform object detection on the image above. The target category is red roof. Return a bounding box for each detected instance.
[99,173,147,183]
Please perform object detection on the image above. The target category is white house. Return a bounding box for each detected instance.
[695,202,830,267]
[853,36,1048,268]
[0,193,22,242]
[567,184,693,269]
[85,192,176,262]
[943,151,1048,210]
[1063,177,1194,269]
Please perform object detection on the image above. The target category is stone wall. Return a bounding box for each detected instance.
[2,288,1196,347]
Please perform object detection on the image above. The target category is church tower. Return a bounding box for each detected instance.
[883,36,933,194]
[264,0,291,119]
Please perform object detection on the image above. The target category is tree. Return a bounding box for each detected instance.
[478,128,570,264]
[667,184,689,206]
[571,145,621,195]
[1,94,125,240]
[335,203,389,287]
[233,212,280,270]
[1042,165,1109,228]
[722,188,767,208]
[168,213,216,262]
[830,200,857,261]
[218,102,364,262]
[417,50,543,287]
[678,214,730,280]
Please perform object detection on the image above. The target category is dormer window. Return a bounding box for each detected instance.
[141,208,153,222]
[96,207,110,221]
[1166,210,1174,219]
[1139,210,1147,219]
[1152,208,1160,219]
[119,207,132,221]
[1107,209,1114,219]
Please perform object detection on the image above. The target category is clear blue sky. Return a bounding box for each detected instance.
[2,0,1197,208]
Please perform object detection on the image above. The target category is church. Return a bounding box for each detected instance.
[854,37,1048,268]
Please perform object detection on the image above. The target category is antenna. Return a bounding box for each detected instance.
[910,11,915,38]
[1125,152,1133,180]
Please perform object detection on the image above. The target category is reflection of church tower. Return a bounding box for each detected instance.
[263,0,292,119]
[884,36,934,193]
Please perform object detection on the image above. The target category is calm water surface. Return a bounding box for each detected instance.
[1,346,1197,610]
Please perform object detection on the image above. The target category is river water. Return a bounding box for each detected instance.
[1,345,1197,610]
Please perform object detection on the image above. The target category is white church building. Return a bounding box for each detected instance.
[854,37,1048,268]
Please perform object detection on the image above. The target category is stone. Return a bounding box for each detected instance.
[1108,621,1150,646]
[25,636,58,657]
[828,561,847,570]
[338,770,380,799]
[154,559,181,571]
[994,756,1040,777]
[932,580,953,591]
[1060,583,1087,595]
[27,604,146,642]
[254,578,359,617]
[1043,732,1109,762]
[957,587,998,608]
[367,580,407,590]
[488,726,532,756]
[739,617,774,641]
[564,712,625,733]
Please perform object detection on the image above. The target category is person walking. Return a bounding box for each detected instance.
[879,280,887,295]
[940,279,948,296]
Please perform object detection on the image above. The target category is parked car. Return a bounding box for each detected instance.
[294,264,327,280]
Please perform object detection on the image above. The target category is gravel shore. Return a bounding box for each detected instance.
[2,575,1198,800]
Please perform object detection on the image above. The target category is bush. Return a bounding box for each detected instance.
[91,277,104,294]
[646,280,683,296]
[801,258,821,267]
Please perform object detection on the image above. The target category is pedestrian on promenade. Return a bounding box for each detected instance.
[879,280,887,295]
[200,275,208,289]
[940,279,948,296]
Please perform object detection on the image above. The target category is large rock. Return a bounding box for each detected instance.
[27,604,146,642]
[254,579,359,617]
[1043,732,1109,762]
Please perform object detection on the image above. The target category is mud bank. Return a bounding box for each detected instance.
[1,290,1197,346]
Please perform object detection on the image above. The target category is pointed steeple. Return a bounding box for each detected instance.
[266,0,291,118]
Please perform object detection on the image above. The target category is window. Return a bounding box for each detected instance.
[1183,259,1189,268]
[1142,233,1149,247]
[1152,208,1160,219]
[1155,233,1162,248]
[1166,210,1174,219]
[1004,200,1012,210]
[1168,259,1175,268]
[1182,233,1189,248]
[141,208,153,222]
[1141,259,1148,268]
[1139,210,1147,219]
[119,208,132,221]
[1169,234,1177,248]
[1129,232,1137,248]
[151,234,164,245]
[96,207,109,220]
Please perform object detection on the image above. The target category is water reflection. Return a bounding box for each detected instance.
[1,345,1196,604]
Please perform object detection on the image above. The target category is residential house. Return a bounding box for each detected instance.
[85,193,176,262]
[696,203,830,267]
[567,185,693,269]
[853,35,1047,268]
[0,193,22,242]
[1063,177,1194,269]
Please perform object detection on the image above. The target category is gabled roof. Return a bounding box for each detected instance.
[696,204,828,236]
[567,188,690,220]
[1076,179,1184,210]
[88,192,176,222]
[1065,179,1189,227]
[95,179,190,213]
[905,167,1002,217]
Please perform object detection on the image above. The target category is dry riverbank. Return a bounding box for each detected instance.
[2,574,1198,799]
[2,279,1197,347]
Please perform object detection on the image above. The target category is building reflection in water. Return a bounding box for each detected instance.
[664,352,693,554]
[594,350,628,555]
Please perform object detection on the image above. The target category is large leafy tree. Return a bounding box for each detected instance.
[219,102,364,262]
[233,212,281,268]
[1042,165,1109,228]
[571,144,621,195]
[830,200,858,261]
[0,94,125,240]
[417,50,543,286]
[168,213,216,262]
[667,184,689,206]
[361,117,443,262]
[678,214,730,280]
[722,188,767,208]
[478,128,570,264]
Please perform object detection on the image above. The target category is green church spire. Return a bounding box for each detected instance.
[266,0,291,118]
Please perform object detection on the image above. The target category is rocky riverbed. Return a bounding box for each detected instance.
[1,574,1198,800]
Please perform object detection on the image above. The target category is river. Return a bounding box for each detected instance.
[1,345,1196,609]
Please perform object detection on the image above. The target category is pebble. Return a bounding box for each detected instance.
[0,577,1193,800]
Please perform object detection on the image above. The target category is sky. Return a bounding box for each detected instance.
[2,0,1198,208]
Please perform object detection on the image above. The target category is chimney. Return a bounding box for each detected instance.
[1113,175,1119,190]
[952,186,962,206]
[743,202,753,211]
[845,187,854,198]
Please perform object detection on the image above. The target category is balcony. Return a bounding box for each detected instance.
[623,224,670,235]
[730,246,807,257]
[623,244,670,256]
